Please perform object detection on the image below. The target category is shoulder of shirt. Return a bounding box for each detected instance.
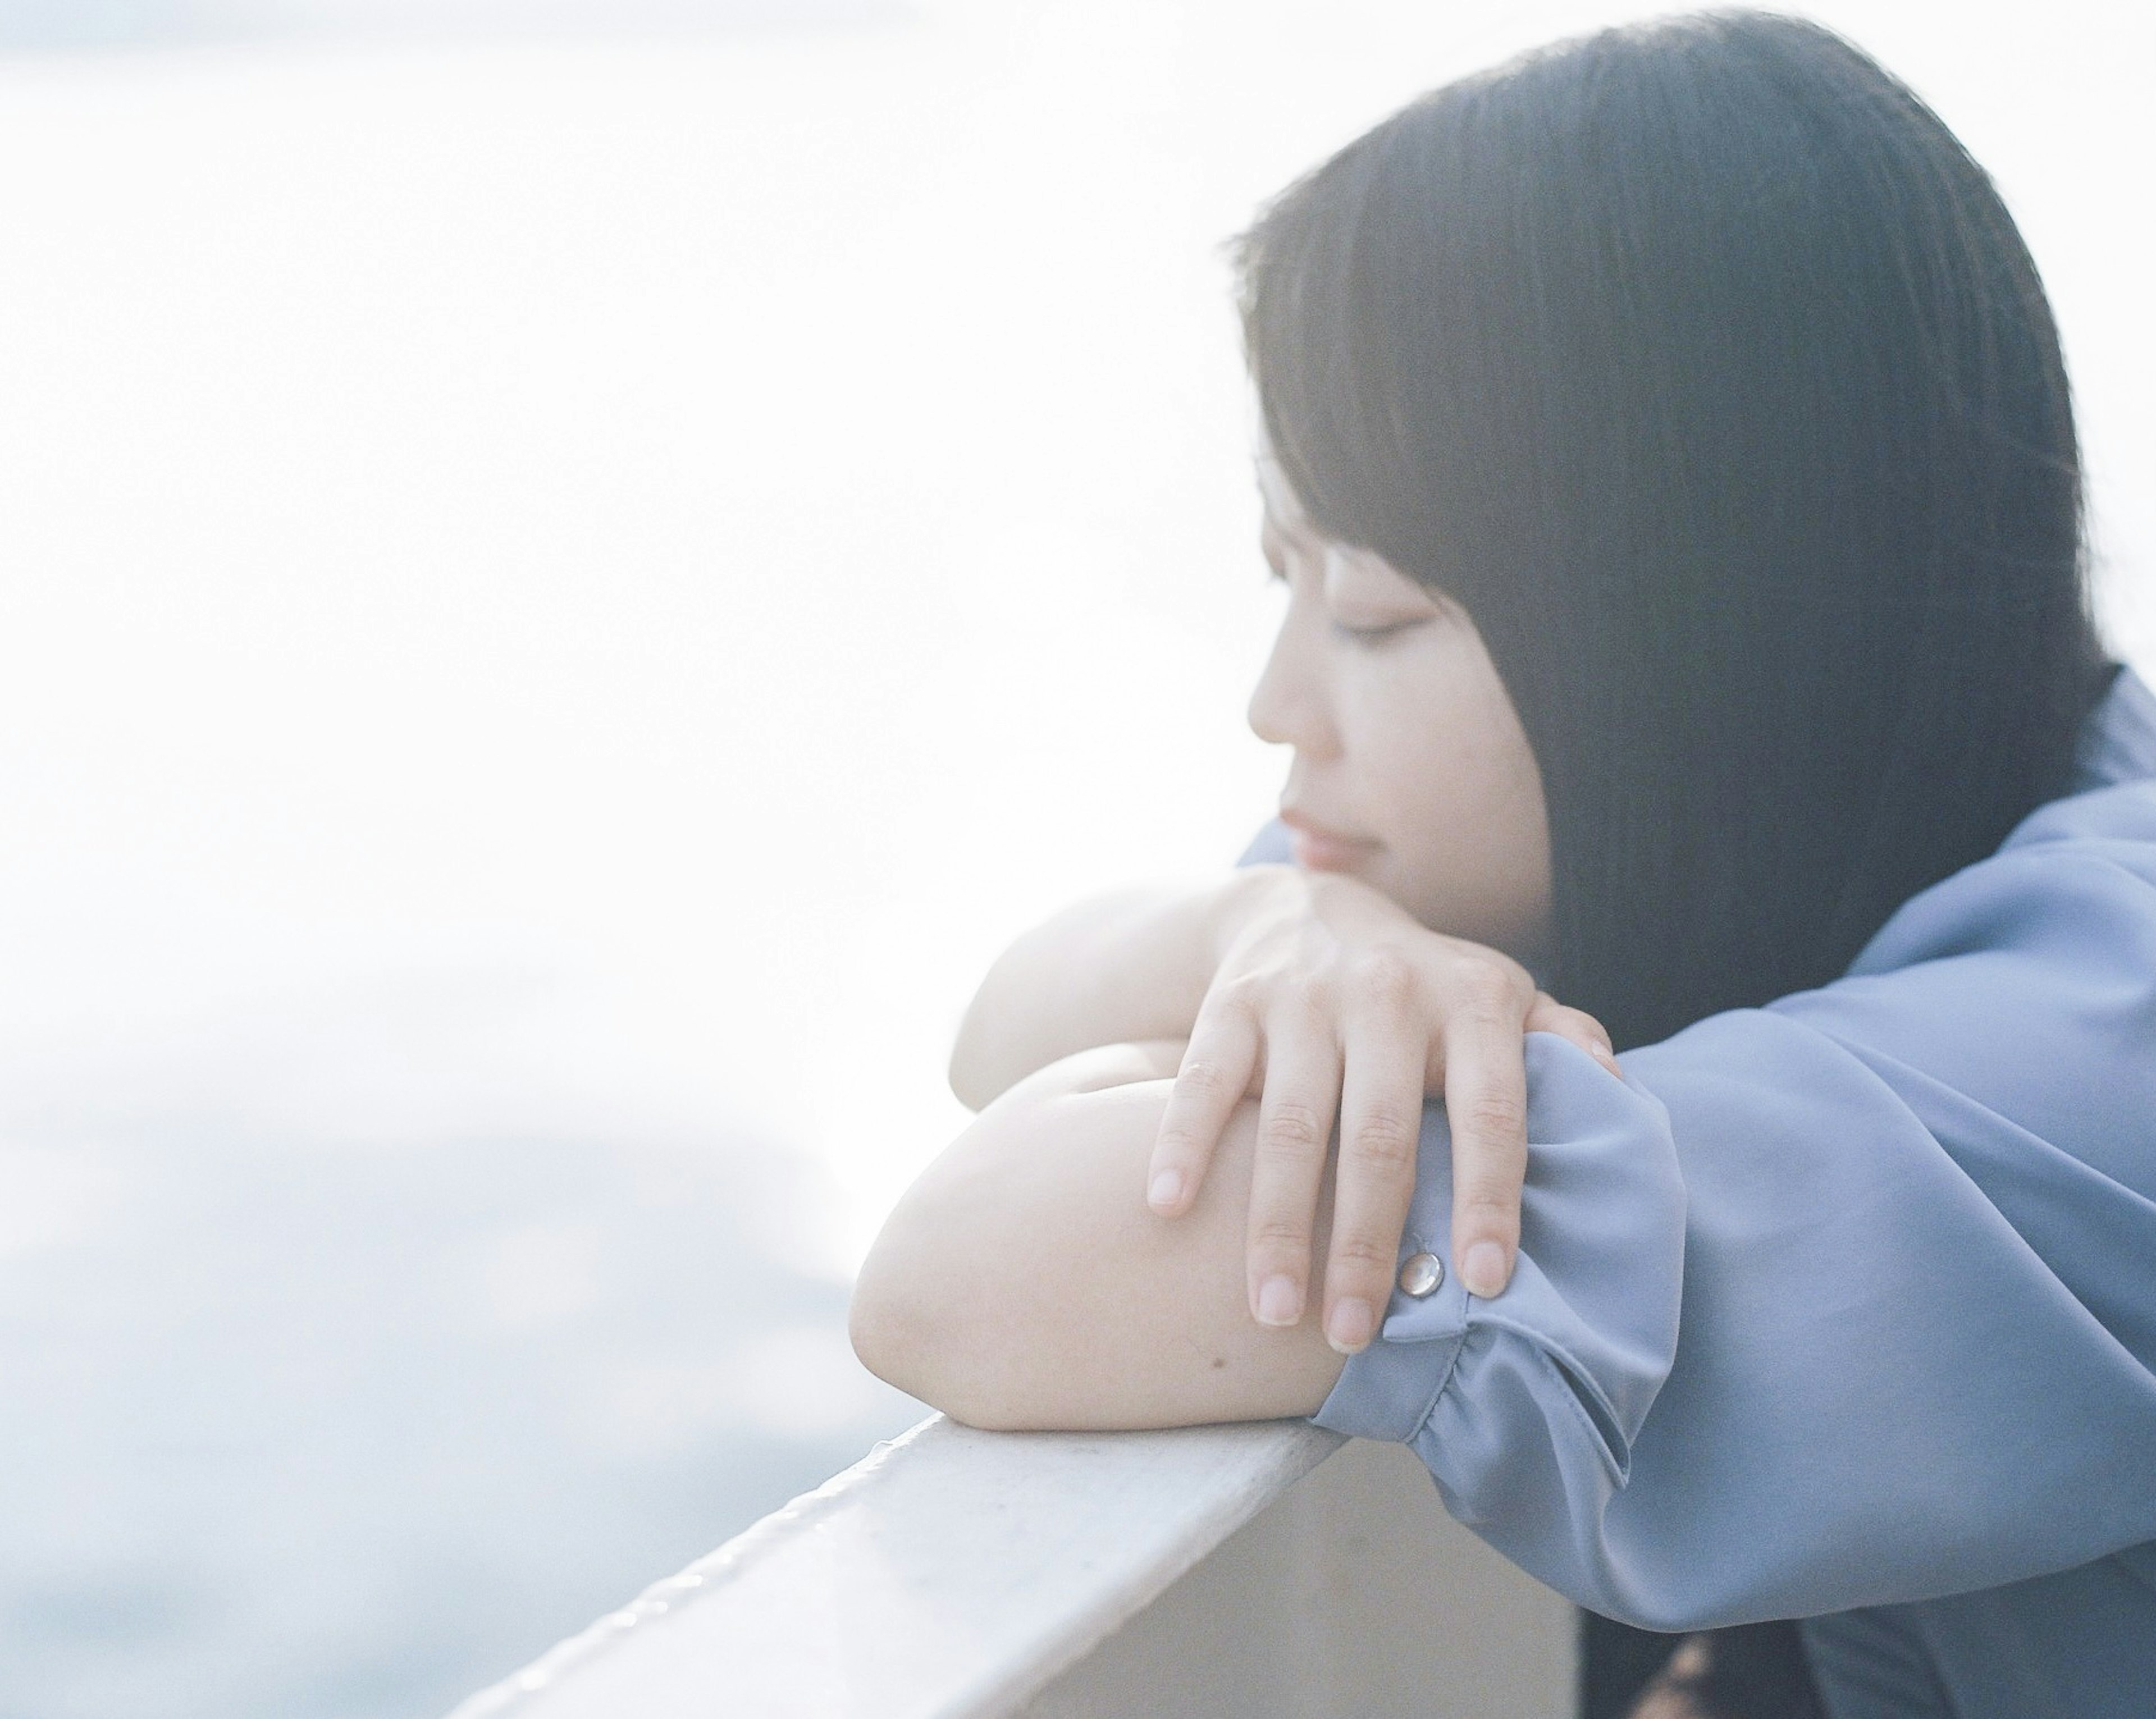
[1837,667,2156,981]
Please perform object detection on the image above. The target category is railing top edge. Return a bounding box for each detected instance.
[447,1414,1345,1719]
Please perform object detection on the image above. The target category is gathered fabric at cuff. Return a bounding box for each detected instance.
[1311,1034,1687,1498]
[1310,1224,1472,1445]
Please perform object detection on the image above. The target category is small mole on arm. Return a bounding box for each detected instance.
[1211,1357,1227,1370]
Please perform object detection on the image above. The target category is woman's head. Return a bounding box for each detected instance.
[1237,9,2107,1047]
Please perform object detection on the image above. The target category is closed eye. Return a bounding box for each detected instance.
[1331,617,1428,645]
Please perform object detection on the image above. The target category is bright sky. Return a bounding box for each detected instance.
[0,0,2149,1270]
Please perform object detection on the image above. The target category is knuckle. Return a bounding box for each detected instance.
[1259,1101,1328,1153]
[1250,1215,1311,1251]
[1276,981,1335,1026]
[1329,1231,1397,1272]
[1445,995,1511,1037]
[1456,1186,1519,1223]
[1344,1106,1419,1174]
[1349,947,1417,1011]
[1216,974,1269,1015]
[1451,948,1526,1007]
[1175,1060,1229,1101]
[1460,1091,1527,1141]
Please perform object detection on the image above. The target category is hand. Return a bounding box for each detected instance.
[1143,866,1621,1354]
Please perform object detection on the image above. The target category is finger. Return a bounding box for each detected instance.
[1244,1011,1343,1328]
[1441,996,1531,1301]
[1523,991,1623,1078]
[1147,1006,1260,1217]
[1321,1009,1427,1355]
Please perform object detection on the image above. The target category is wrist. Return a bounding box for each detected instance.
[1204,863,1300,968]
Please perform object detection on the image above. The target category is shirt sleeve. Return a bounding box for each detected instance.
[1313,781,2156,1630]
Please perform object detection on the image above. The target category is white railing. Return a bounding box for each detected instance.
[445,1417,1577,1719]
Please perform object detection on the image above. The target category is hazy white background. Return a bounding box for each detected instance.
[0,2,2148,1715]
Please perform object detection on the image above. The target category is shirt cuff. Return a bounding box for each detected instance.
[1309,1185,1473,1443]
[1310,1034,1687,1482]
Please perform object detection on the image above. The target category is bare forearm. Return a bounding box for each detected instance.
[948,872,1278,1111]
[853,1042,1347,1430]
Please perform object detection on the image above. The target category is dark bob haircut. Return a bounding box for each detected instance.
[1238,10,2109,1050]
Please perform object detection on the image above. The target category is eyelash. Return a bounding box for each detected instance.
[1331,619,1424,646]
[1266,555,1428,645]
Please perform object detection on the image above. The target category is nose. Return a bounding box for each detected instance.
[1246,601,1336,757]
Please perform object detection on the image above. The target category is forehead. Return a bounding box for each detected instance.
[1254,449,1454,612]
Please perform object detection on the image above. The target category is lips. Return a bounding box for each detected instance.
[1279,808,1381,872]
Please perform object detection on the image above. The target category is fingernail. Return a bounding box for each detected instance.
[1148,1170,1184,1211]
[1255,1274,1302,1327]
[1463,1241,1508,1299]
[1326,1297,1374,1354]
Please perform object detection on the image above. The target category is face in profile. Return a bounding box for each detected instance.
[1248,454,1554,962]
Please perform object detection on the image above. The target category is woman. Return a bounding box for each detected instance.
[849,13,2156,1717]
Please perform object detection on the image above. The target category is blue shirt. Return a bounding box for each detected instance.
[1257,668,2156,1717]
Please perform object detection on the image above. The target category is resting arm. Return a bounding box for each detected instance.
[859,815,2156,1629]
[947,878,1267,1112]
[852,1040,1347,1429]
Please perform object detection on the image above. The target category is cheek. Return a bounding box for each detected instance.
[1346,653,1552,941]
[1346,659,1530,828]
